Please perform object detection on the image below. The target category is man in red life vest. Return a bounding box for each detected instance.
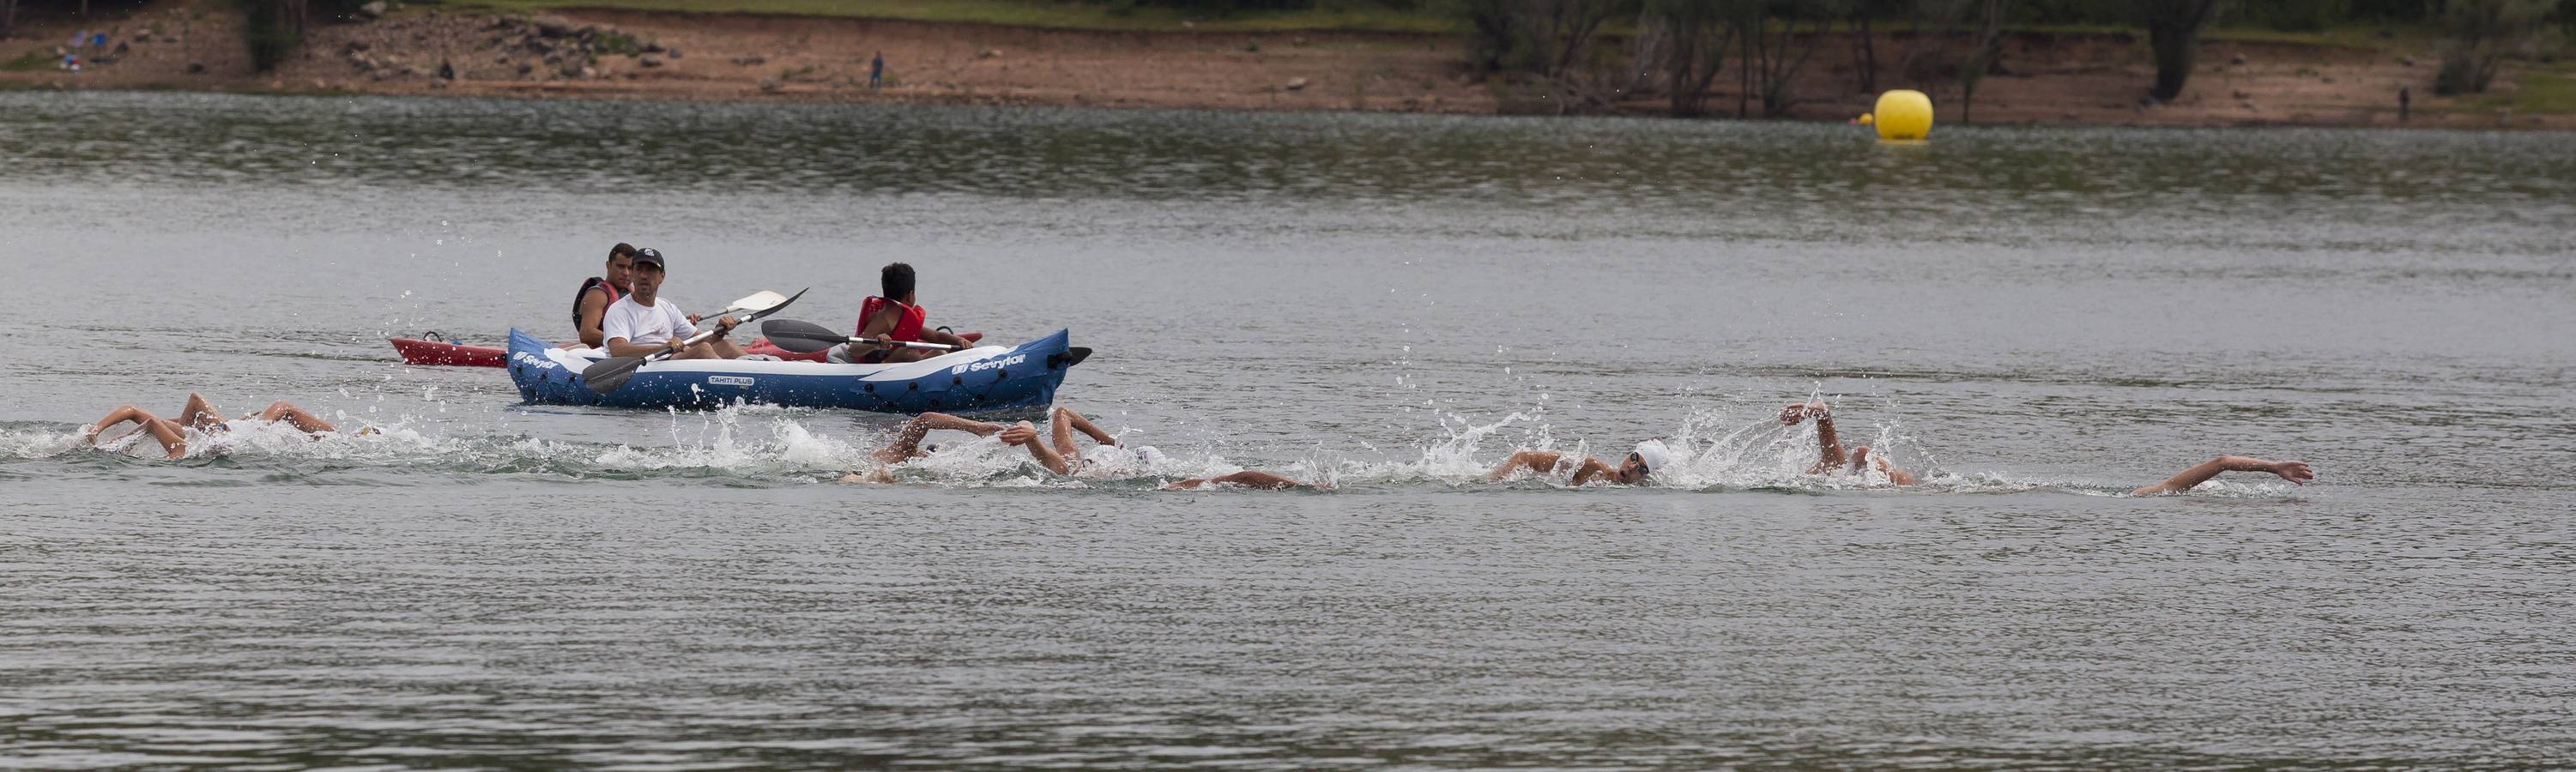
[849,262,977,364]
[573,243,638,348]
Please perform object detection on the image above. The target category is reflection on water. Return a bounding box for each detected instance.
[4,91,2574,769]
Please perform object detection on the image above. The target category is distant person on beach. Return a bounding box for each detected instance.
[846,262,977,364]
[1775,399,2312,494]
[1486,441,1675,486]
[87,394,349,460]
[600,248,747,360]
[870,51,884,88]
[574,243,638,348]
[845,406,1315,490]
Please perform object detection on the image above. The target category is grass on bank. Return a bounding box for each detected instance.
[2469,66,2576,114]
[440,0,1458,33]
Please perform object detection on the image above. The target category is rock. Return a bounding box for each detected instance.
[544,55,562,66]
[313,79,329,89]
[186,61,205,74]
[346,39,371,52]
[429,79,447,89]
[534,17,575,38]
[644,43,664,53]
[639,55,662,68]
[438,60,455,80]
[406,66,429,78]
[370,69,390,81]
[2228,53,2245,66]
[730,55,765,66]
[2232,88,2249,99]
[357,1,387,19]
[581,66,597,79]
[133,31,152,42]
[759,77,782,93]
[559,59,583,77]
[977,48,1000,59]
[517,63,533,75]
[1292,36,1307,47]
[1285,77,1308,91]
[665,48,680,59]
[2399,56,2416,67]
[494,54,511,64]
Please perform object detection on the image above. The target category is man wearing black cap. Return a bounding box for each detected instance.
[599,248,746,360]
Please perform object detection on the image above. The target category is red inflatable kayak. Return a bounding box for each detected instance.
[391,338,506,367]
[392,333,983,366]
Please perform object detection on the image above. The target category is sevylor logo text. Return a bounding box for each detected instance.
[512,351,559,370]
[952,354,1026,375]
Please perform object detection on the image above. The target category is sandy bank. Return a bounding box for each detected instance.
[3,0,2567,130]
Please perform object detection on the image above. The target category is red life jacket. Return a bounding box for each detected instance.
[857,296,927,342]
[573,276,624,328]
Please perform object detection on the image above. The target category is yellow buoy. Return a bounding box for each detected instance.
[1872,90,1933,141]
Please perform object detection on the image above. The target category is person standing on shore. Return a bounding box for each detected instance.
[869,51,885,89]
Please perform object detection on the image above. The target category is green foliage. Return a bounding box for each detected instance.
[3,51,54,71]
[2434,0,2554,93]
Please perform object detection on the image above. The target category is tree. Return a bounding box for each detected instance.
[2141,0,2224,102]
[2433,0,2555,93]
[1646,0,1737,115]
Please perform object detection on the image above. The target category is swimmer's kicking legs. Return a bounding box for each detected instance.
[88,394,339,460]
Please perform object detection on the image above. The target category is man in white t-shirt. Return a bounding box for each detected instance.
[599,248,747,360]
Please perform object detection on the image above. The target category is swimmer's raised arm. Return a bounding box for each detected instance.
[999,421,1073,475]
[1487,450,1566,480]
[89,406,191,459]
[2132,455,2314,496]
[1781,401,1848,473]
[872,413,1004,465]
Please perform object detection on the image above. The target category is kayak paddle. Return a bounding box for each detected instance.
[582,287,807,393]
[758,318,972,355]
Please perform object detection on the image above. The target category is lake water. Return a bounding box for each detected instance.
[3,91,2573,769]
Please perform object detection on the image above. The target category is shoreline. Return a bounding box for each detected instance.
[4,1,2568,130]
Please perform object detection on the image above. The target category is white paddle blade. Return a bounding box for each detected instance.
[723,291,789,315]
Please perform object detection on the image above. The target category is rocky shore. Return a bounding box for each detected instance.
[3,0,2567,130]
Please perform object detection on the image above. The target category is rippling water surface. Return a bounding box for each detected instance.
[3,92,2573,769]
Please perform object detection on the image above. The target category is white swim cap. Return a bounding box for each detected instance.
[1631,440,1674,477]
[1133,445,1166,467]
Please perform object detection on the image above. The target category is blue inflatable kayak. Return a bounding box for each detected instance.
[507,328,1088,413]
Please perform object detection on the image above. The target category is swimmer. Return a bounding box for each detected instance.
[1781,399,2313,493]
[1777,401,1918,485]
[86,394,343,460]
[844,406,1317,489]
[1486,440,1674,486]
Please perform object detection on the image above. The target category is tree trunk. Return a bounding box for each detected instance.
[3,0,16,39]
[1854,15,1878,94]
[2144,0,2220,102]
